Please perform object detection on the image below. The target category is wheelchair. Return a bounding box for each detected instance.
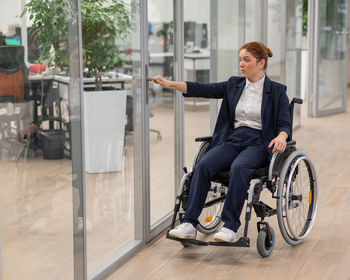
[166,98,318,257]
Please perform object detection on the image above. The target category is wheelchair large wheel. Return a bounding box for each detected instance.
[197,184,225,234]
[277,151,318,246]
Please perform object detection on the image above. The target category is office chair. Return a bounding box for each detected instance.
[0,46,37,160]
[125,94,162,141]
[0,46,28,103]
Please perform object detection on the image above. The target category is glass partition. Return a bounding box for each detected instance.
[184,0,211,169]
[147,0,175,227]
[245,0,266,43]
[0,1,75,279]
[267,0,283,82]
[0,0,143,278]
[316,0,347,114]
[285,0,303,127]
[217,0,243,80]
[83,0,142,277]
[267,0,303,127]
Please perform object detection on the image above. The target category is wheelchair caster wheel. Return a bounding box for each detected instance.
[257,226,275,257]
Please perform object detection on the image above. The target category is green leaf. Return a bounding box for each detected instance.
[22,0,131,90]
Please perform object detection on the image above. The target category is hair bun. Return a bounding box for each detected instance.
[265,46,273,57]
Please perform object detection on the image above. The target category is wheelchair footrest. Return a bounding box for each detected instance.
[166,231,250,248]
[208,237,250,247]
[166,231,209,246]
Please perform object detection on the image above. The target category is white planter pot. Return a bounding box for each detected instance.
[83,90,127,173]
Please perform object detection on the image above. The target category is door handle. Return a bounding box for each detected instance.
[145,65,155,105]
[145,64,150,105]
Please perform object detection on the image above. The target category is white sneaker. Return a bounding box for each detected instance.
[213,227,237,243]
[169,223,197,239]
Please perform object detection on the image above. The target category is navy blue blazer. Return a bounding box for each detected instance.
[185,75,292,156]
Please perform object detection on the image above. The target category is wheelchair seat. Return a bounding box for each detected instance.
[211,166,269,185]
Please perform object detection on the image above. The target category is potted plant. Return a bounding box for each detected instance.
[21,0,130,89]
[21,0,131,171]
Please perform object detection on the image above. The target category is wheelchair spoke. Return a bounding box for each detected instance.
[197,187,225,233]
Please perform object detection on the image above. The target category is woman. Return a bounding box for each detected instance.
[154,42,291,243]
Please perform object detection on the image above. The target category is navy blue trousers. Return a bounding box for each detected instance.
[183,127,270,232]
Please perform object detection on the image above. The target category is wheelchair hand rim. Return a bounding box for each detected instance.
[285,155,318,240]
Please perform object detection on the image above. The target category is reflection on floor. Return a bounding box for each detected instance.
[0,102,211,279]
[108,93,350,279]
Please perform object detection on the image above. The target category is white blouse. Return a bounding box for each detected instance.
[234,75,265,130]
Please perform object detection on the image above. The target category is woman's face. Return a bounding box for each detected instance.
[239,49,265,80]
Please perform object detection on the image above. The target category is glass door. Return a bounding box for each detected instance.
[245,0,267,43]
[183,0,212,171]
[147,0,176,233]
[267,0,284,83]
[285,0,303,127]
[84,0,145,277]
[309,0,348,116]
[267,0,303,127]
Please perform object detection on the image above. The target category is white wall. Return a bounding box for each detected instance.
[0,0,22,34]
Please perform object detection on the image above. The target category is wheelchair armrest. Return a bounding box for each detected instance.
[268,140,296,181]
[286,140,296,147]
[195,136,212,142]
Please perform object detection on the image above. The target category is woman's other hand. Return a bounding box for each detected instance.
[268,131,288,153]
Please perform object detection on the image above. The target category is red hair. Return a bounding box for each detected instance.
[240,42,273,70]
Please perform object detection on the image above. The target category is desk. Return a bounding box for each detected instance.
[28,73,132,114]
[184,51,210,81]
[28,73,132,158]
[149,51,210,81]
[28,73,132,96]
[53,73,132,100]
[184,52,210,109]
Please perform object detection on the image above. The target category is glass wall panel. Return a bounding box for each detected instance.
[245,0,264,43]
[267,0,303,126]
[184,0,211,169]
[0,0,76,278]
[267,0,283,82]
[217,0,243,80]
[317,0,347,112]
[83,0,141,276]
[285,0,303,126]
[147,0,175,226]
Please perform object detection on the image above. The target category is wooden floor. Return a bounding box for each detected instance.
[0,99,213,279]
[107,94,350,280]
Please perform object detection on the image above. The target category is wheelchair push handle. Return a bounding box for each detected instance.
[289,97,303,140]
[291,97,303,105]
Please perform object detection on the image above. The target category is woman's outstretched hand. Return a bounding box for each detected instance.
[153,75,187,94]
[153,75,172,88]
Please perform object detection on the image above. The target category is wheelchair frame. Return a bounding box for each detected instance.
[166,98,318,257]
